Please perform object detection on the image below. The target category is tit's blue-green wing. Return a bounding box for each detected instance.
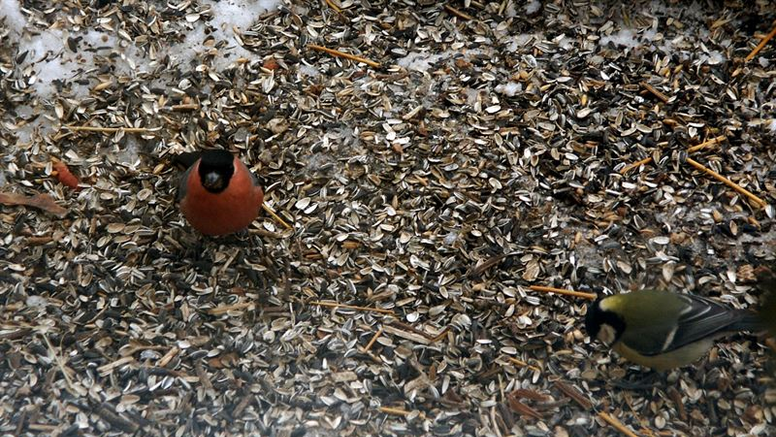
[621,292,756,356]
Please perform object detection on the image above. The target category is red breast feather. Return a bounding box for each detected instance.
[180,157,264,236]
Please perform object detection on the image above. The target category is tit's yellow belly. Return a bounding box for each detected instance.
[613,338,715,371]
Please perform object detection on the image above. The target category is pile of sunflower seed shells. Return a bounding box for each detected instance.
[1,0,775,436]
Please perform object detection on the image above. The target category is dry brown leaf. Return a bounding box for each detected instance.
[0,192,68,218]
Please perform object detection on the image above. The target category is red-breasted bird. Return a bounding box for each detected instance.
[176,150,264,236]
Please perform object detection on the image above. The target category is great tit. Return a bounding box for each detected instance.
[585,290,763,371]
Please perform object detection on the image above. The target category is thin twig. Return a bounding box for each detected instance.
[430,327,449,343]
[506,393,543,420]
[26,235,54,246]
[262,204,292,230]
[43,334,74,390]
[208,302,254,316]
[686,135,726,152]
[379,406,410,416]
[310,301,394,314]
[156,346,179,368]
[619,157,654,175]
[505,356,542,372]
[745,22,776,62]
[383,324,431,345]
[685,158,767,208]
[640,82,669,103]
[620,135,726,175]
[308,44,380,68]
[169,103,199,112]
[63,125,160,134]
[598,412,642,437]
[324,0,342,13]
[363,327,384,352]
[553,381,593,410]
[390,321,442,341]
[528,285,597,300]
[444,4,474,20]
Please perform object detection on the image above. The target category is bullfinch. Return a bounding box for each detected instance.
[176,149,264,236]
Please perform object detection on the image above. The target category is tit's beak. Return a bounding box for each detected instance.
[203,172,224,191]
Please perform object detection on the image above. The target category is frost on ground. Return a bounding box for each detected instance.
[0,0,282,152]
[396,51,450,72]
[495,82,523,97]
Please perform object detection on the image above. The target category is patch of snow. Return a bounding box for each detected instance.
[397,52,447,72]
[0,0,25,35]
[26,295,48,308]
[10,27,146,99]
[118,137,141,168]
[504,1,518,18]
[298,64,321,78]
[599,29,639,48]
[464,88,479,106]
[769,119,776,131]
[525,0,542,14]
[185,0,282,70]
[495,81,523,97]
[700,50,726,65]
[505,34,542,52]
[556,34,574,51]
[13,116,48,146]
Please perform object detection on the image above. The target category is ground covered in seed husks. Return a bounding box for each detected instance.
[1,0,776,436]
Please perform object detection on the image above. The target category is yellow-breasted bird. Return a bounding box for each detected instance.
[585,289,763,371]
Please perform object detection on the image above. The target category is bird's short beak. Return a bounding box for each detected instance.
[203,172,223,190]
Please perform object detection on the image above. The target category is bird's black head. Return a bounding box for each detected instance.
[198,150,235,194]
[584,297,626,346]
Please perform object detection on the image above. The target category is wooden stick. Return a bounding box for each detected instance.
[528,285,597,300]
[620,135,726,175]
[553,380,593,410]
[640,82,669,103]
[383,325,431,345]
[686,135,726,153]
[63,125,160,134]
[308,44,380,68]
[379,406,410,416]
[430,327,449,343]
[444,4,474,20]
[598,412,642,437]
[505,356,541,372]
[324,0,342,13]
[390,321,441,341]
[745,23,776,62]
[262,204,292,230]
[363,327,384,352]
[310,301,394,314]
[208,302,254,315]
[619,156,654,175]
[43,334,74,390]
[685,157,767,208]
[169,103,199,112]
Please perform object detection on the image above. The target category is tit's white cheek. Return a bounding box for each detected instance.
[597,324,617,346]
